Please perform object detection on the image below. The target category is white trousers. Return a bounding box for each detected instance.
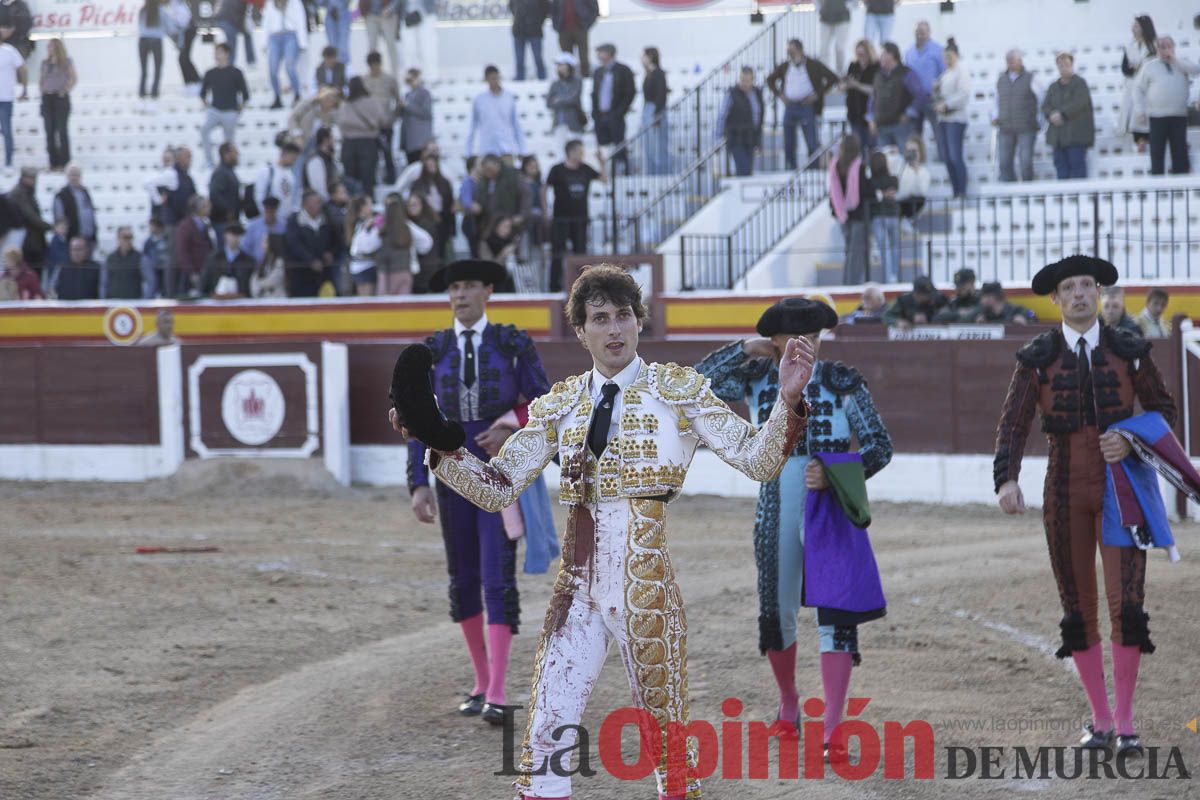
[819,21,851,75]
[516,498,701,799]
[365,14,402,79]
[400,14,439,81]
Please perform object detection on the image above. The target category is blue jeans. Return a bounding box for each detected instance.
[218,20,256,65]
[0,101,12,166]
[849,120,874,152]
[1053,145,1088,180]
[875,119,911,150]
[268,31,301,99]
[729,143,754,176]
[513,35,545,80]
[641,103,670,174]
[323,0,351,64]
[871,215,900,283]
[936,120,968,196]
[783,102,819,169]
[864,12,894,45]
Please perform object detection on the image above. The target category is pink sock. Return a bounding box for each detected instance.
[766,643,799,721]
[487,623,514,706]
[1111,643,1142,736]
[820,652,853,744]
[460,614,489,697]
[1072,643,1113,732]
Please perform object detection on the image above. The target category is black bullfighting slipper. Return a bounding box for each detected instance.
[390,343,466,453]
[481,702,510,726]
[1116,734,1144,757]
[1078,724,1113,750]
[458,693,485,716]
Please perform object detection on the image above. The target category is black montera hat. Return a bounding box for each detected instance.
[427,259,508,293]
[756,297,839,337]
[1031,255,1118,296]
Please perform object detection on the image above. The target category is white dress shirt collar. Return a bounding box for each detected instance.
[454,313,488,340]
[1061,319,1100,354]
[590,355,643,398]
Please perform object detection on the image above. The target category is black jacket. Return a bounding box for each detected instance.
[643,68,668,109]
[722,86,765,148]
[591,60,636,118]
[202,249,256,297]
[208,163,241,225]
[510,0,549,38]
[54,185,97,242]
[284,213,336,265]
[165,166,197,226]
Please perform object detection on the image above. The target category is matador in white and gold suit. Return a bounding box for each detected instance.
[427,353,809,799]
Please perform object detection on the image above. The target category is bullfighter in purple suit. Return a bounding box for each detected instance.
[406,259,551,725]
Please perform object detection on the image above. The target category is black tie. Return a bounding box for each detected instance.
[588,382,620,458]
[462,330,476,389]
[1077,339,1096,426]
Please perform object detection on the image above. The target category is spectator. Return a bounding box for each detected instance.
[933,267,981,322]
[1100,286,1141,334]
[829,134,869,283]
[39,39,75,172]
[44,217,69,286]
[893,135,930,219]
[325,181,352,293]
[466,65,526,160]
[202,223,255,297]
[164,0,201,93]
[903,20,944,139]
[718,66,764,177]
[867,150,899,283]
[375,192,433,295]
[163,145,197,286]
[145,146,178,225]
[843,39,879,151]
[0,23,24,167]
[863,0,898,47]
[843,283,887,323]
[883,274,947,328]
[199,42,250,169]
[932,37,970,197]
[976,281,1034,324]
[767,39,838,171]
[0,0,32,59]
[361,0,401,81]
[137,309,180,346]
[0,246,40,299]
[318,0,351,65]
[304,127,341,201]
[53,164,97,252]
[543,139,606,291]
[398,67,434,165]
[242,195,286,266]
[408,145,456,262]
[101,227,143,300]
[510,0,549,81]
[519,155,544,264]
[546,52,585,151]
[9,167,49,269]
[174,195,214,296]
[1117,15,1156,153]
[252,233,288,297]
[288,87,342,151]
[53,237,100,301]
[480,215,519,263]
[264,0,307,109]
[141,216,168,297]
[285,189,338,296]
[1135,36,1198,176]
[459,156,483,256]
[346,194,381,295]
[869,42,926,149]
[137,0,165,106]
[215,0,255,67]
[338,76,388,198]
[477,154,531,238]
[552,0,598,77]
[363,52,402,183]
[640,47,669,175]
[256,141,302,217]
[1042,52,1095,181]
[818,0,852,75]
[1136,287,1171,338]
[992,49,1042,183]
[406,191,440,292]
[209,142,241,240]
[591,44,635,173]
[315,45,346,93]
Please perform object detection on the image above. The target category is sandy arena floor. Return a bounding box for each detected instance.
[2,459,1199,800]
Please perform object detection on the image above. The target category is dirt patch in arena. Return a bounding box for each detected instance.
[2,461,1198,799]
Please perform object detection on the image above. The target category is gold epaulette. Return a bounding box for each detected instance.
[647,362,709,405]
[528,373,588,422]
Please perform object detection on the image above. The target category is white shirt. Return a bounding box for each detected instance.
[783,60,814,102]
[587,355,644,450]
[255,161,299,217]
[1061,320,1100,365]
[454,313,488,420]
[0,43,23,103]
[144,166,178,207]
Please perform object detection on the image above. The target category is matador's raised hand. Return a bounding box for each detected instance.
[778,336,816,409]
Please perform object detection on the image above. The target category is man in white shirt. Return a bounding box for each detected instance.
[0,27,25,168]
[255,142,302,218]
[766,38,838,170]
[465,65,526,160]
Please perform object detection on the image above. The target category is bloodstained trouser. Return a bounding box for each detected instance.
[1044,425,1149,654]
[517,498,702,799]
[435,418,520,629]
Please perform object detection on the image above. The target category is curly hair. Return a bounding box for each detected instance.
[565,264,648,329]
